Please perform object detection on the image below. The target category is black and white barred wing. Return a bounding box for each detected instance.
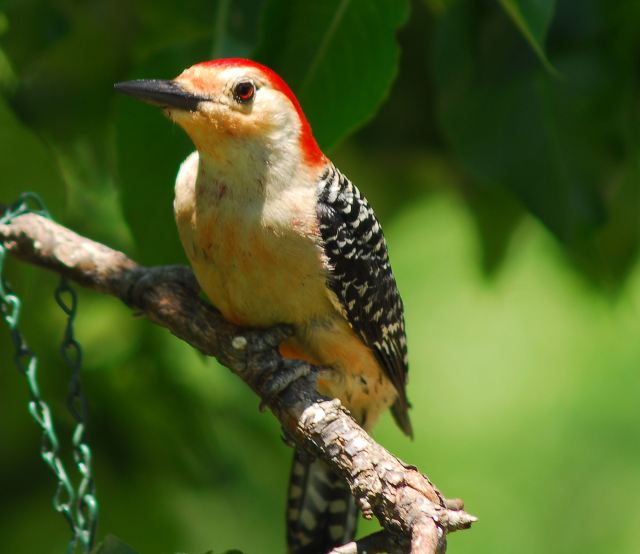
[316,166,412,436]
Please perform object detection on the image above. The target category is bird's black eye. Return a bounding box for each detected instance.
[233,81,255,103]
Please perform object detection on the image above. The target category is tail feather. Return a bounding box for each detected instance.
[287,451,358,553]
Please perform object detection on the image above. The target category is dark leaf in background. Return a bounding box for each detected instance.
[498,0,556,73]
[127,0,213,61]
[458,177,525,275]
[212,0,267,59]
[254,0,410,150]
[4,0,133,141]
[431,0,640,282]
[0,96,65,214]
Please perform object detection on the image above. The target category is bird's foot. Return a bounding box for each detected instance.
[256,359,314,410]
[125,265,199,309]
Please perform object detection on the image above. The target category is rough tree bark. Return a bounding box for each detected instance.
[0,213,477,553]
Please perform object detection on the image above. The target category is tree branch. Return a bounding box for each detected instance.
[1,214,477,553]
[328,530,405,553]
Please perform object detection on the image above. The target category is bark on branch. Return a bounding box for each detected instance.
[0,214,477,553]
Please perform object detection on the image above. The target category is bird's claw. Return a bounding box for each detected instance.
[256,360,313,410]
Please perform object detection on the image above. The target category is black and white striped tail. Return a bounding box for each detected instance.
[287,450,358,553]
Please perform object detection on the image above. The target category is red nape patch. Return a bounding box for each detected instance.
[195,58,325,167]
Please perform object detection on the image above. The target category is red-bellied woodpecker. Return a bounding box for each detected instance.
[115,58,411,554]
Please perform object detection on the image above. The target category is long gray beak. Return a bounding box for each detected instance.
[114,79,207,111]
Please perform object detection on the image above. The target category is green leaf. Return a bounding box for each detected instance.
[92,535,139,554]
[0,96,65,216]
[129,0,217,60]
[432,0,640,280]
[254,0,410,149]
[3,1,132,141]
[432,1,600,241]
[498,0,557,74]
[211,0,267,59]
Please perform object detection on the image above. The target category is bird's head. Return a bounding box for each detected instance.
[115,59,324,173]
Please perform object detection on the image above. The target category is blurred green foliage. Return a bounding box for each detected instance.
[1,0,639,553]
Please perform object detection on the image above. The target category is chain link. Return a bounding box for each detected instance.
[0,193,98,553]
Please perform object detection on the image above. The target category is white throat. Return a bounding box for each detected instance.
[194,130,309,206]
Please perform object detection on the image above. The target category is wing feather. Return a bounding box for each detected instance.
[316,166,411,436]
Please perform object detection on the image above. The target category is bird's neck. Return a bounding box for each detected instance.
[195,140,322,205]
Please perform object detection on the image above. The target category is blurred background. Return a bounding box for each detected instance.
[1,0,640,552]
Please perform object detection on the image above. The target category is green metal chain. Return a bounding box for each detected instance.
[0,193,98,553]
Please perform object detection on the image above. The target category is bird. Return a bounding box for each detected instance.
[115,58,411,554]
